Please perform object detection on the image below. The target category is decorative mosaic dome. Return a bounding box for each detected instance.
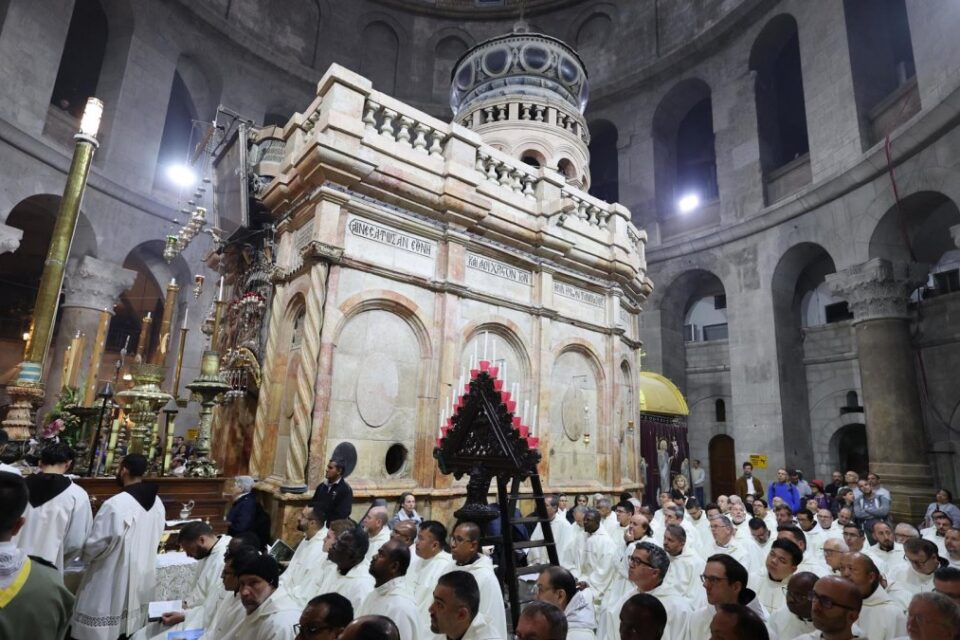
[449,23,589,118]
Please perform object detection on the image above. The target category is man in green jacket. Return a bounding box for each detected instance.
[0,470,75,640]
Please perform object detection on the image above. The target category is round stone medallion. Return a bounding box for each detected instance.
[355,352,399,427]
[561,386,585,441]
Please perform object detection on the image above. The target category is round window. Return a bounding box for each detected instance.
[385,443,408,475]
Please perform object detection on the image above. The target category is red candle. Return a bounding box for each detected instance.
[505,400,516,412]
[493,379,504,391]
[436,438,443,447]
[479,360,490,371]
[518,426,529,437]
[527,437,540,449]
[470,369,480,378]
[488,367,499,378]
[512,416,522,427]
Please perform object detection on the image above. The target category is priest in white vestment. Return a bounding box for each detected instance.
[358,540,422,640]
[661,524,706,604]
[534,566,596,639]
[235,554,301,640]
[429,571,500,640]
[866,521,907,577]
[362,506,392,565]
[767,571,818,639]
[707,515,756,574]
[779,524,830,577]
[15,441,92,571]
[598,498,621,541]
[279,507,327,607]
[754,538,802,614]
[685,500,713,553]
[130,521,231,640]
[408,520,452,627]
[324,525,376,611]
[577,509,620,603]
[681,553,774,640]
[841,552,907,640]
[443,522,508,639]
[71,454,166,640]
[886,537,940,609]
[527,495,578,571]
[745,518,775,572]
[596,542,692,640]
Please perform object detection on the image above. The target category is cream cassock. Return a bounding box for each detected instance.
[357,576,422,640]
[15,474,92,570]
[71,485,166,640]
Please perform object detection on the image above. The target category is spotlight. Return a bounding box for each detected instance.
[166,164,196,188]
[677,193,700,214]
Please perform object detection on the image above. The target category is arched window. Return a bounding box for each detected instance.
[843,0,919,147]
[845,391,859,408]
[715,399,726,422]
[750,15,810,203]
[155,72,198,184]
[588,120,619,203]
[49,0,108,117]
[652,79,719,229]
[434,36,469,104]
[361,22,399,95]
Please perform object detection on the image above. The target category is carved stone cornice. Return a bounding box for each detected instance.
[62,256,137,312]
[826,258,928,323]
[0,223,23,255]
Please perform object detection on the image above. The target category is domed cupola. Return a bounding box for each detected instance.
[450,22,592,190]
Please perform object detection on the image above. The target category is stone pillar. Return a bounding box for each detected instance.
[0,223,23,255]
[42,256,136,412]
[826,258,932,522]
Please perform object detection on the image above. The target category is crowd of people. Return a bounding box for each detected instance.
[3,450,960,640]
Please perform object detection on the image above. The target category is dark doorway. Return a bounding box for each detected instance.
[709,434,737,500]
[836,424,869,476]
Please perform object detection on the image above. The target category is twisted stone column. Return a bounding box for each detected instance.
[283,262,328,490]
[826,258,932,522]
[249,282,286,478]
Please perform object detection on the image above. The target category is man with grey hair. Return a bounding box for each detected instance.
[597,542,691,640]
[708,514,755,574]
[597,497,619,539]
[823,537,849,574]
[895,522,922,545]
[227,475,258,537]
[901,591,960,640]
[362,505,391,564]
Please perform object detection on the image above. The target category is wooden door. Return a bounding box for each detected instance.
[709,434,737,501]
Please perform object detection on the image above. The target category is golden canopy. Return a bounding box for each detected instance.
[638,371,689,417]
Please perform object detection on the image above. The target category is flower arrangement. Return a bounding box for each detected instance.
[39,386,83,446]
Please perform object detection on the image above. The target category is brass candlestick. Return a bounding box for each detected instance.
[153,279,180,365]
[185,351,229,477]
[114,362,172,456]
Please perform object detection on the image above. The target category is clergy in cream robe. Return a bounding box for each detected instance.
[325,561,375,611]
[362,506,392,565]
[129,530,232,640]
[16,470,92,571]
[357,576,421,640]
[279,523,328,608]
[528,508,578,571]
[754,538,802,614]
[682,591,772,640]
[236,588,301,640]
[205,590,247,640]
[768,602,816,639]
[661,525,706,603]
[409,547,452,627]
[71,477,166,640]
[856,583,907,640]
[443,553,508,640]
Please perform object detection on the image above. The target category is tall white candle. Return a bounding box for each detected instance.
[512,382,519,399]
[217,276,224,302]
[492,337,496,364]
[523,400,530,424]
[532,403,538,434]
[483,331,489,360]
[502,361,507,386]
[181,307,189,330]
[473,340,478,367]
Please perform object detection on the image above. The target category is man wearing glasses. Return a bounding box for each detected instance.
[443,521,508,639]
[533,566,596,640]
[840,553,906,640]
[792,575,863,640]
[596,542,690,640]
[887,538,944,609]
[682,554,772,639]
[768,571,818,639]
[293,592,353,640]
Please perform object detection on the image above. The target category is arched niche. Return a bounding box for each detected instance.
[433,35,469,104]
[549,346,603,484]
[618,359,637,483]
[327,306,424,482]
[588,119,619,203]
[771,242,839,474]
[270,296,307,477]
[459,325,531,415]
[361,21,400,95]
[652,78,719,231]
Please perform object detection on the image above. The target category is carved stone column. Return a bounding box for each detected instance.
[282,261,328,492]
[826,258,932,522]
[0,223,23,255]
[42,256,136,411]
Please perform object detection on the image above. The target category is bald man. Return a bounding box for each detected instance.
[841,552,906,640]
[792,575,863,640]
[362,506,391,564]
[768,572,818,639]
[443,522,508,639]
[391,521,418,548]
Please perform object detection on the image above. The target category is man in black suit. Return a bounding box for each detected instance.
[311,458,353,526]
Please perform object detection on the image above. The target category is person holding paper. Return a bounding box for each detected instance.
[72,453,167,640]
